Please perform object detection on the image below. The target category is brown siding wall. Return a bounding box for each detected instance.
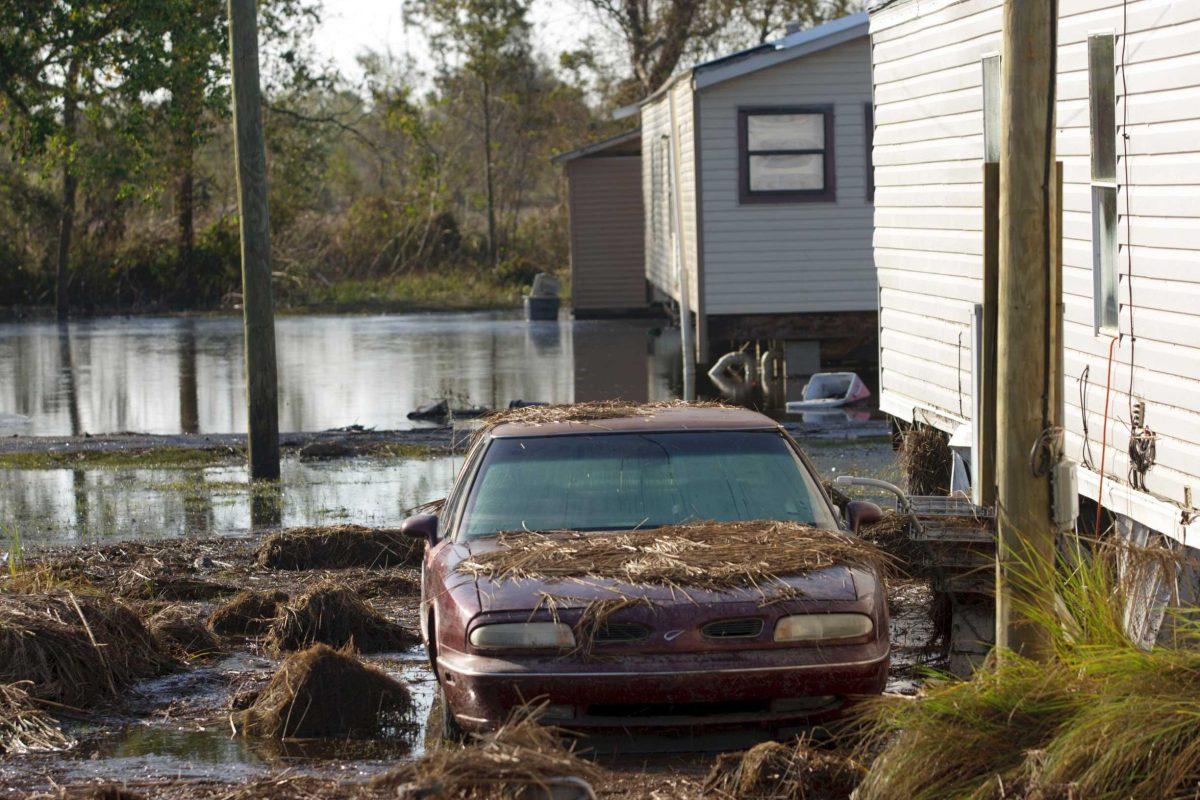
[568,155,646,311]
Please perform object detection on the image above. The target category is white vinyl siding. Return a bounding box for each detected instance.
[641,78,700,313]
[870,0,1200,541]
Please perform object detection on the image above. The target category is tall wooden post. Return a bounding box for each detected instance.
[228,0,280,480]
[995,0,1059,658]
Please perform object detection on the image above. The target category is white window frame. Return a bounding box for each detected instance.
[1088,32,1119,336]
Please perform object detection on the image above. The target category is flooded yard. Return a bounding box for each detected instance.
[0,313,679,436]
[0,313,922,799]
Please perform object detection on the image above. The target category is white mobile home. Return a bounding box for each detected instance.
[869,0,1200,550]
[641,13,878,376]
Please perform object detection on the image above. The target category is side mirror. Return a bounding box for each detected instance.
[401,513,439,545]
[846,500,883,534]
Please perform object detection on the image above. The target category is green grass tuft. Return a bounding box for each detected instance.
[0,446,241,470]
[858,535,1200,800]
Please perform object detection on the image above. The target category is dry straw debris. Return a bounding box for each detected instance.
[373,704,602,799]
[255,525,421,570]
[147,606,222,658]
[704,739,866,800]
[899,425,953,496]
[0,593,167,706]
[266,583,418,654]
[478,398,728,430]
[233,643,414,739]
[209,590,288,637]
[0,681,74,755]
[460,521,891,599]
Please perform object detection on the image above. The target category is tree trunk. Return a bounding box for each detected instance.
[482,77,498,266]
[55,58,81,321]
[177,140,196,269]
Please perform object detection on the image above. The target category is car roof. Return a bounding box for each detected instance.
[486,406,782,438]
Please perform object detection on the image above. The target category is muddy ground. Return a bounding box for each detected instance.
[0,530,941,800]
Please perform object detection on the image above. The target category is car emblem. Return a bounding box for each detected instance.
[663,629,685,642]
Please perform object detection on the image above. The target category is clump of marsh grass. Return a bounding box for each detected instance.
[208,589,288,637]
[857,535,1200,800]
[255,525,421,570]
[266,582,418,654]
[704,738,866,799]
[0,593,168,706]
[372,703,602,799]
[233,644,415,739]
[898,424,952,496]
[147,606,222,659]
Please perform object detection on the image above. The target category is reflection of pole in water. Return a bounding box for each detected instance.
[179,321,200,434]
[251,482,282,530]
[72,469,88,542]
[57,322,82,436]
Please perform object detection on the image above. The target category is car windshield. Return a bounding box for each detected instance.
[455,430,837,539]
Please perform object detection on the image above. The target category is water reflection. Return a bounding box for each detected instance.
[0,313,678,436]
[1,456,461,546]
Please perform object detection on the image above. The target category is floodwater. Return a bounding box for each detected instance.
[0,313,681,436]
[0,437,898,548]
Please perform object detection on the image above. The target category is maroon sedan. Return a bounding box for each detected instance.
[402,406,888,738]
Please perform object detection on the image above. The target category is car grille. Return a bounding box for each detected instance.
[701,617,764,639]
[594,622,651,644]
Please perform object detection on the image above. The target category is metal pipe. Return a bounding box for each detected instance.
[666,90,695,401]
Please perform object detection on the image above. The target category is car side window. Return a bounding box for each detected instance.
[441,438,489,540]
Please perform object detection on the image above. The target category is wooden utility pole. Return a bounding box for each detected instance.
[228,0,280,480]
[995,0,1060,658]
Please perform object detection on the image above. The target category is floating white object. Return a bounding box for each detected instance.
[785,372,871,412]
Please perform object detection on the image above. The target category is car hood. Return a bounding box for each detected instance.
[464,537,861,613]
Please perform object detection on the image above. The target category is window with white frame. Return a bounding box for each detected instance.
[738,107,835,203]
[1088,33,1119,335]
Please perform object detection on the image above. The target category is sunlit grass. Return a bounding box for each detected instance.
[857,535,1200,800]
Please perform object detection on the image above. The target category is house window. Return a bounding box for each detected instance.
[1088,33,1118,335]
[738,106,835,203]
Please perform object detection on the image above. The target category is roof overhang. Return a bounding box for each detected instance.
[550,129,641,165]
[693,12,869,90]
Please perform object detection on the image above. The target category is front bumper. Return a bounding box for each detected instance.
[437,641,889,732]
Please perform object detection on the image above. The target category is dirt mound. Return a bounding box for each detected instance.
[232,644,414,739]
[460,520,891,599]
[704,740,866,799]
[208,590,288,637]
[255,525,420,570]
[0,681,74,755]
[148,606,222,658]
[0,593,167,706]
[374,705,602,798]
[266,583,418,654]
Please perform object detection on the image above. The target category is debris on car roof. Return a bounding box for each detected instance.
[478,398,731,430]
[458,520,891,599]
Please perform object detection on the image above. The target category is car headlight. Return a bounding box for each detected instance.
[469,622,575,651]
[774,614,874,643]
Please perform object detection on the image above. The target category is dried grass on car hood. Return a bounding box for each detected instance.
[372,704,601,799]
[459,521,891,599]
[477,399,730,430]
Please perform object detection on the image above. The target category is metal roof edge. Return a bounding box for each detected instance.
[693,13,869,91]
[550,129,641,165]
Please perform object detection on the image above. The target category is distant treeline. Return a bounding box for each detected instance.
[0,0,860,315]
